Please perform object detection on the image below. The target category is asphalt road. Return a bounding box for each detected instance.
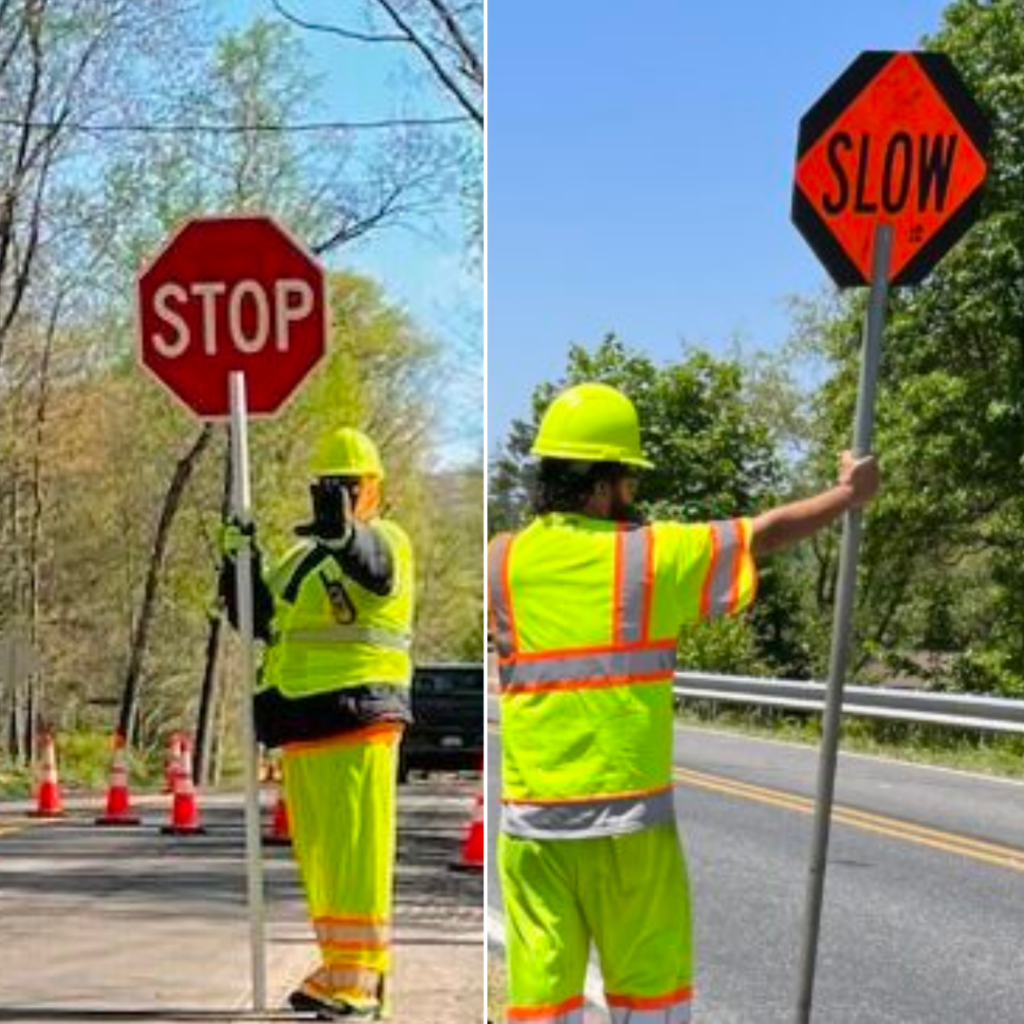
[487,710,1024,1023]
[0,775,483,1023]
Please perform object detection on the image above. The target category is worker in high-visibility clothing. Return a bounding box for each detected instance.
[222,427,413,1021]
[490,383,880,1024]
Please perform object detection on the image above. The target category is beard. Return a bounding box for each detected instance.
[610,495,645,524]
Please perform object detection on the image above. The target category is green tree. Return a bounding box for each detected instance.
[490,335,815,675]
[795,0,1024,695]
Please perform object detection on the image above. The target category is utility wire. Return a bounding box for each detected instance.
[0,114,469,134]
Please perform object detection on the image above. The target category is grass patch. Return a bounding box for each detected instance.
[0,731,168,800]
[675,701,1024,779]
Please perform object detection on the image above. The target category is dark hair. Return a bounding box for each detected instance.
[532,459,636,515]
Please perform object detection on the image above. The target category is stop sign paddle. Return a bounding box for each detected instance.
[138,214,327,417]
[136,214,328,1011]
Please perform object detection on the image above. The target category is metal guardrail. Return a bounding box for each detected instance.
[673,671,1024,735]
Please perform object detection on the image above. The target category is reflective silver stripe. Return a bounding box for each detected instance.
[284,626,411,651]
[502,644,676,689]
[707,519,742,617]
[617,526,651,643]
[488,533,514,658]
[609,999,692,1024]
[502,787,675,839]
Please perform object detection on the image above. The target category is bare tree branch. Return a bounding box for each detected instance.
[422,0,482,86]
[270,0,406,44]
[370,0,482,127]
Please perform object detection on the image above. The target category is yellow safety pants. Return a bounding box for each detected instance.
[499,821,693,1023]
[283,722,402,1014]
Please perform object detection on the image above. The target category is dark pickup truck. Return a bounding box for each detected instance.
[400,662,483,781]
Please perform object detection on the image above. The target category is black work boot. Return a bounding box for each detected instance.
[288,988,380,1020]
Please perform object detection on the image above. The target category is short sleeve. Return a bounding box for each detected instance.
[652,518,758,626]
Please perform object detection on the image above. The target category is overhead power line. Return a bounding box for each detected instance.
[0,114,469,134]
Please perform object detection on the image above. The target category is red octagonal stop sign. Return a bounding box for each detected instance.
[138,215,327,418]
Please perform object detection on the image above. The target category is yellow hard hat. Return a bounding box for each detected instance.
[531,382,653,468]
[310,427,385,479]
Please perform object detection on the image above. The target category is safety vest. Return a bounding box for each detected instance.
[260,519,414,698]
[490,512,756,840]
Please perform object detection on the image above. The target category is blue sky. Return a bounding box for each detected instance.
[212,0,482,465]
[488,0,950,451]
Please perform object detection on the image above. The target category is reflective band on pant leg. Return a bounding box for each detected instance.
[507,996,586,1022]
[607,995,692,1024]
[285,732,400,1002]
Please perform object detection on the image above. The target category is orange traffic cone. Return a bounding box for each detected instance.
[163,732,184,793]
[449,789,483,872]
[161,737,205,835]
[263,785,291,847]
[30,731,65,818]
[96,734,141,826]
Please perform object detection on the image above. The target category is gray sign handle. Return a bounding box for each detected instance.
[794,222,893,1023]
[229,371,268,1011]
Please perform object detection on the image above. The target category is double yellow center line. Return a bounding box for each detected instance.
[673,765,1024,875]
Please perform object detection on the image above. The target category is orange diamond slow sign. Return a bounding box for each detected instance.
[793,51,990,287]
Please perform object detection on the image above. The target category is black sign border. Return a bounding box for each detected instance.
[792,50,991,289]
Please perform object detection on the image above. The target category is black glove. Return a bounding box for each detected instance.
[296,478,355,547]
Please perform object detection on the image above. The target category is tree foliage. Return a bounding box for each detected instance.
[0,6,481,770]
[795,0,1024,695]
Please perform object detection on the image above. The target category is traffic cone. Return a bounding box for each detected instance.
[160,737,205,835]
[96,734,141,826]
[449,789,483,872]
[30,731,65,818]
[263,785,291,847]
[163,732,184,793]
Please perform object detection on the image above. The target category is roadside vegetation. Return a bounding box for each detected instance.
[490,0,1024,775]
[0,1,483,795]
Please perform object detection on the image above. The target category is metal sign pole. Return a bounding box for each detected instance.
[794,222,893,1024]
[229,371,267,1011]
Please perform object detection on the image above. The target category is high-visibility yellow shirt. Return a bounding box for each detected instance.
[261,519,414,698]
[489,513,757,839]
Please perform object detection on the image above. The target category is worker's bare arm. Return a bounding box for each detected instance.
[751,452,879,558]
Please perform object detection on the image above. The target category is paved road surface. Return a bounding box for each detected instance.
[487,709,1024,1023]
[0,776,482,1023]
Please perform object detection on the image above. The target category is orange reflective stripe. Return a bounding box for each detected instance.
[699,523,721,618]
[283,722,403,755]
[501,637,673,664]
[504,782,672,806]
[613,524,627,643]
[500,666,675,697]
[322,938,389,951]
[641,523,655,641]
[606,986,694,1010]
[488,533,519,657]
[507,994,585,1020]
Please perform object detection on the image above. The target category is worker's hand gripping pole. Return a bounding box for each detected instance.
[794,223,893,1024]
[229,371,268,1011]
